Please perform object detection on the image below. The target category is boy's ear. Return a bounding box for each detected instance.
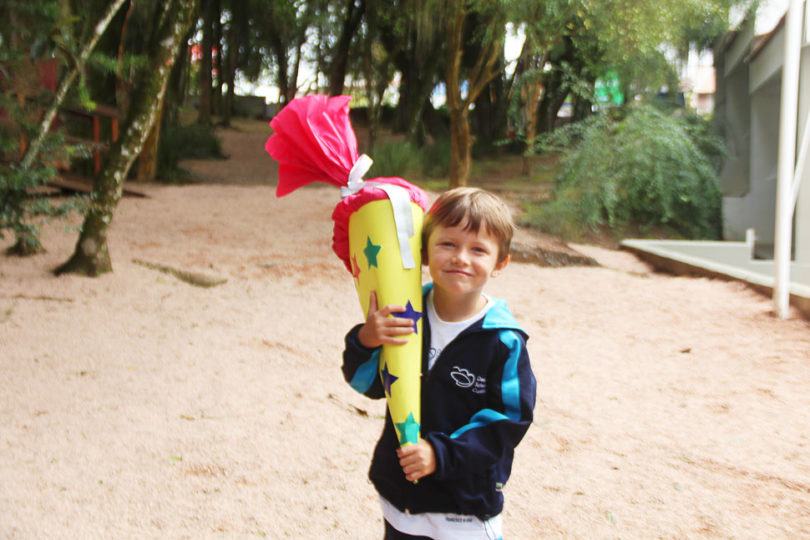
[491,254,510,277]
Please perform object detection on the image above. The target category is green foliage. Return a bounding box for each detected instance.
[0,160,86,255]
[0,2,61,61]
[367,139,422,179]
[88,50,149,77]
[526,105,723,240]
[157,123,225,181]
[0,2,87,254]
[367,137,451,181]
[420,137,451,178]
[1,117,88,248]
[673,108,726,173]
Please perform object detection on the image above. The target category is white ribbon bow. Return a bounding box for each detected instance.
[341,154,417,270]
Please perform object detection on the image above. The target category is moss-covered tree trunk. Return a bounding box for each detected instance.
[56,0,196,277]
[136,100,164,183]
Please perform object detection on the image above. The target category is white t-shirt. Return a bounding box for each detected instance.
[381,290,500,539]
[426,290,495,371]
[380,497,503,539]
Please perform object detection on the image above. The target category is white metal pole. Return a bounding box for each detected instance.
[774,0,804,318]
[791,112,809,206]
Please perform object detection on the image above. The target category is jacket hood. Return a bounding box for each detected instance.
[422,283,526,338]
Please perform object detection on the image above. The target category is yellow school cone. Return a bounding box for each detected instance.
[265,94,429,448]
[349,199,423,447]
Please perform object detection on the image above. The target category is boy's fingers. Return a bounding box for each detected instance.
[367,290,378,317]
[397,446,418,462]
[397,444,419,456]
[378,304,406,317]
[400,461,425,481]
[388,318,415,331]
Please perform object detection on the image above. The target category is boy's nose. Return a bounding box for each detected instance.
[453,250,470,265]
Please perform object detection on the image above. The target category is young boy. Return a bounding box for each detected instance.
[342,187,536,539]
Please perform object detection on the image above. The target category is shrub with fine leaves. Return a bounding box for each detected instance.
[533,105,722,239]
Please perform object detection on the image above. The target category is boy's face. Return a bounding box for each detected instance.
[425,221,509,299]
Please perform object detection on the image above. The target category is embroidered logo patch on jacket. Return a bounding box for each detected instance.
[450,366,486,393]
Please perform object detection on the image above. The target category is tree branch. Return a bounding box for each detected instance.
[20,0,129,170]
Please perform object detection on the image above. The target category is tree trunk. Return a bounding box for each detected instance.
[521,82,541,175]
[288,41,303,103]
[136,99,164,182]
[444,0,502,188]
[536,78,569,134]
[222,1,240,127]
[213,0,223,117]
[377,6,443,142]
[198,0,215,125]
[115,0,135,114]
[56,0,196,276]
[473,74,506,156]
[328,0,366,97]
[448,107,471,188]
[536,37,579,134]
[164,26,192,128]
[446,2,468,188]
[270,31,290,105]
[571,93,592,122]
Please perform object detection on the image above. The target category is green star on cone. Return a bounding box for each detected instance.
[395,412,420,445]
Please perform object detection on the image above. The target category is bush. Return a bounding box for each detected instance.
[366,139,422,179]
[527,105,723,240]
[1,161,85,255]
[157,123,225,181]
[1,117,85,255]
[366,137,451,182]
[420,137,451,178]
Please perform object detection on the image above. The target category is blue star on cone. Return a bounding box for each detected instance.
[400,300,423,333]
[381,363,399,398]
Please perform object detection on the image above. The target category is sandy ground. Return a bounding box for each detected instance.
[2,120,810,539]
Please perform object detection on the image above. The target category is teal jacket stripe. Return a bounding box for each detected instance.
[350,349,380,393]
[450,408,510,439]
[450,330,523,439]
[498,330,523,419]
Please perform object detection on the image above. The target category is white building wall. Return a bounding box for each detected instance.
[719,11,810,262]
[797,40,810,262]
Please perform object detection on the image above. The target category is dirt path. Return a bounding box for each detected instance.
[1,119,809,538]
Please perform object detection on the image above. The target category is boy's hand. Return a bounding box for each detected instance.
[357,290,415,348]
[397,439,436,483]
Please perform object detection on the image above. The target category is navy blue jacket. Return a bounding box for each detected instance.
[342,283,536,520]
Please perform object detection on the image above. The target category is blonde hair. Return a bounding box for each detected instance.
[422,187,515,263]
